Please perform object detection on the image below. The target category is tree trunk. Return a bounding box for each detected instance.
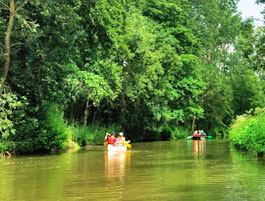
[0,0,15,94]
[84,93,90,126]
[191,116,195,134]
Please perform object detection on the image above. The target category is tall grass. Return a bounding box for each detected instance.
[229,108,265,156]
[70,123,120,146]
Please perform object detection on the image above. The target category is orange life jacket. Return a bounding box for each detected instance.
[116,136,124,145]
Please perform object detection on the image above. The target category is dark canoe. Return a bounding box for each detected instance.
[187,135,211,140]
[192,135,206,140]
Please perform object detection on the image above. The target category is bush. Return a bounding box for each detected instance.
[71,123,121,146]
[0,141,7,153]
[206,127,228,138]
[0,141,16,157]
[0,90,23,140]
[40,103,69,151]
[229,108,265,156]
[160,126,172,140]
[11,103,71,153]
[170,127,190,139]
[157,126,190,140]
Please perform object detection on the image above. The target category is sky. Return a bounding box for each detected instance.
[237,0,264,27]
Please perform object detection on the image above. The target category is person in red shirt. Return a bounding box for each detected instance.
[105,131,117,146]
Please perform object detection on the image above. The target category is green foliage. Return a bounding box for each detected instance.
[227,22,265,116]
[189,0,264,133]
[114,1,205,139]
[198,64,234,132]
[0,90,23,139]
[0,141,7,153]
[0,140,15,156]
[170,127,190,140]
[40,103,69,150]
[7,103,69,153]
[159,125,172,141]
[0,0,264,156]
[206,126,229,138]
[253,27,265,83]
[71,123,120,146]
[230,108,265,155]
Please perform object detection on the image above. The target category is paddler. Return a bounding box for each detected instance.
[105,131,117,146]
[116,132,131,147]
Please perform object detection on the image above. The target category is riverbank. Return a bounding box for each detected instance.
[0,122,120,158]
[229,108,265,157]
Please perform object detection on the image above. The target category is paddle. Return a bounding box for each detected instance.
[104,142,108,146]
[187,136,193,140]
[123,142,132,149]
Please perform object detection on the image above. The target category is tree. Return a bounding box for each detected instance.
[111,0,205,139]
[228,22,265,115]
[0,0,29,94]
[188,0,254,134]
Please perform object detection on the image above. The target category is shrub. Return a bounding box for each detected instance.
[0,141,16,158]
[170,127,190,139]
[0,90,23,140]
[12,103,70,153]
[0,141,7,153]
[71,123,121,146]
[40,103,69,151]
[229,108,265,156]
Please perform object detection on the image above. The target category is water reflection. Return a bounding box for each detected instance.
[104,150,131,182]
[0,141,264,201]
[192,139,207,156]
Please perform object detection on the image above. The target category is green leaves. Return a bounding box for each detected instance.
[230,108,265,155]
[1,0,263,149]
[0,91,23,139]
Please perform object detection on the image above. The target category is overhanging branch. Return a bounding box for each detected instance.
[15,0,27,13]
[10,42,23,47]
[0,1,9,10]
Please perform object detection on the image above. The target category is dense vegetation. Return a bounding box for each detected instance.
[230,108,265,156]
[0,0,264,155]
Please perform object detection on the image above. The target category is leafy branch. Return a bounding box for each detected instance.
[15,0,27,13]
[0,1,9,10]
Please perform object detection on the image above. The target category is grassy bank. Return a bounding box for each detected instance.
[70,123,120,146]
[229,108,265,157]
[0,103,121,157]
[0,123,120,158]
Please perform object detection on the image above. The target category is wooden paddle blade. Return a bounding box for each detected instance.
[123,142,132,149]
[104,142,108,146]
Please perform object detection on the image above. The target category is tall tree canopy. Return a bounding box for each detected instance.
[0,0,264,153]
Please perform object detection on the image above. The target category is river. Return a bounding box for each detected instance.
[0,140,264,201]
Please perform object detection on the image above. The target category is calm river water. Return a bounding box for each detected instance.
[0,140,264,201]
